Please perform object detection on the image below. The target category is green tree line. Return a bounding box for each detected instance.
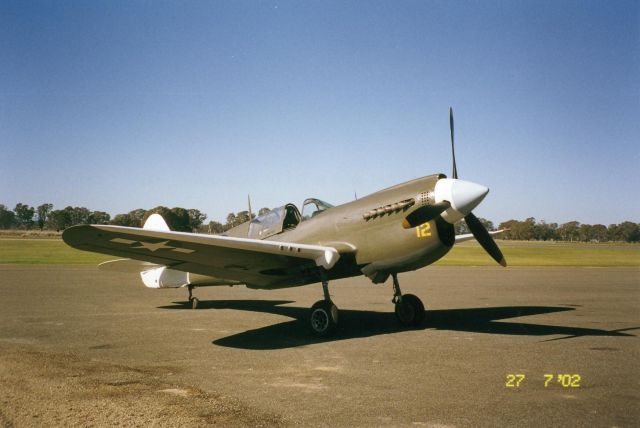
[1,203,638,242]
[0,203,269,234]
[496,217,640,243]
[0,203,205,232]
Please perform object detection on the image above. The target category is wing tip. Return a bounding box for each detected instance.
[61,224,92,247]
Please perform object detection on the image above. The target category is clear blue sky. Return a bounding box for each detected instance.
[1,0,638,226]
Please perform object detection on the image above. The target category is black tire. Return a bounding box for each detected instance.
[395,294,425,326]
[191,297,199,310]
[309,300,339,337]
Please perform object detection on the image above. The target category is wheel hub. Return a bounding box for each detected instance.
[311,309,329,332]
[397,302,415,323]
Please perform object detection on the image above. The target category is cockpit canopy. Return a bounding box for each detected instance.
[301,198,334,221]
[247,204,301,239]
[247,198,334,240]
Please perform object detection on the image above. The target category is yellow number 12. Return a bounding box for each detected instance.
[416,223,431,238]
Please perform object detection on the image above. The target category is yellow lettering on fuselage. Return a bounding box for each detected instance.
[415,223,431,238]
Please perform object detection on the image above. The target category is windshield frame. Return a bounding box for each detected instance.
[301,198,334,220]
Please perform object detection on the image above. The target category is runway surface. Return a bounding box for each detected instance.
[1,265,638,426]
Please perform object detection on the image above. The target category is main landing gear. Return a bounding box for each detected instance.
[308,273,426,336]
[309,276,339,337]
[391,273,425,327]
[187,284,199,310]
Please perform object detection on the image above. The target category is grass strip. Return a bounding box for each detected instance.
[436,243,640,267]
[0,239,112,265]
[1,239,638,267]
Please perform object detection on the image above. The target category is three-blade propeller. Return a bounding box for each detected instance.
[450,107,506,267]
[464,211,507,267]
[450,107,458,179]
[402,107,506,267]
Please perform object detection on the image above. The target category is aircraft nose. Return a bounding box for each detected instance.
[451,179,489,214]
[435,178,489,223]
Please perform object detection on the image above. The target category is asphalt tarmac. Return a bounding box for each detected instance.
[1,265,638,426]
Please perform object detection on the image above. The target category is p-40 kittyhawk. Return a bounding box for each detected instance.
[63,109,506,336]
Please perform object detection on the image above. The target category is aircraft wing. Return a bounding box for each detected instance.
[63,225,340,287]
[455,229,506,243]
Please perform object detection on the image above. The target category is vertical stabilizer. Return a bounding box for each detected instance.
[143,213,170,231]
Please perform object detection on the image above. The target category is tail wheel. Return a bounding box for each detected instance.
[395,294,425,326]
[310,300,339,337]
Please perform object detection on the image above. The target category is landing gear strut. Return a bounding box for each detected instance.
[391,273,425,327]
[188,284,199,310]
[309,274,339,337]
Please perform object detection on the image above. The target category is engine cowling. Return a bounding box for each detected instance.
[140,266,189,289]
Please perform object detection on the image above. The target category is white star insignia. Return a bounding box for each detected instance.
[110,238,196,254]
[132,240,175,252]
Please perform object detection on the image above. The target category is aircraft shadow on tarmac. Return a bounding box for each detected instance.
[158,300,638,350]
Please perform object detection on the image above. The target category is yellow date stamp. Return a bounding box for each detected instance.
[505,374,581,388]
[544,374,581,388]
[505,374,526,388]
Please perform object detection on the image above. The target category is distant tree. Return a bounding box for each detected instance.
[170,207,191,232]
[498,220,520,240]
[67,206,92,225]
[36,203,53,230]
[236,210,250,225]
[497,218,535,240]
[0,204,16,229]
[590,224,608,242]
[206,221,225,234]
[188,209,207,231]
[628,222,640,242]
[89,211,111,224]
[111,213,138,227]
[479,218,494,231]
[129,209,146,226]
[578,224,593,242]
[14,203,35,229]
[607,223,621,241]
[47,209,71,231]
[226,213,237,228]
[534,221,558,241]
[258,207,270,216]
[609,221,640,242]
[558,221,580,242]
[521,217,537,240]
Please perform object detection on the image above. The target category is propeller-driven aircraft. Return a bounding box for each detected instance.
[63,108,506,336]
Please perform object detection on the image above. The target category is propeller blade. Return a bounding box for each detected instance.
[402,201,451,229]
[464,212,507,267]
[450,107,458,179]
